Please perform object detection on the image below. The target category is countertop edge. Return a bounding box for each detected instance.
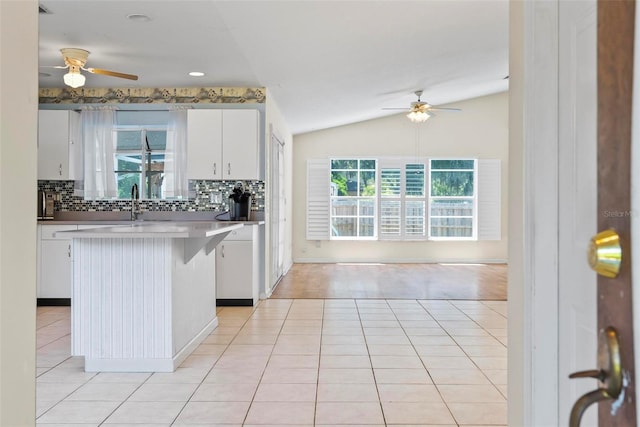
[40,220,265,226]
[56,222,245,239]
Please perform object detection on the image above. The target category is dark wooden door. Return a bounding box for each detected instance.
[597,0,636,424]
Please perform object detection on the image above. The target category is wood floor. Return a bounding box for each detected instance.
[271,263,507,300]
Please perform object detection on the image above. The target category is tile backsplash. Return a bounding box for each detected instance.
[38,180,265,213]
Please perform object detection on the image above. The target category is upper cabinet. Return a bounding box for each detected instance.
[187,109,262,181]
[186,109,224,179]
[38,110,81,180]
[221,110,261,180]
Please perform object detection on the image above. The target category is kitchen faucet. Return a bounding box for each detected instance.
[131,183,140,221]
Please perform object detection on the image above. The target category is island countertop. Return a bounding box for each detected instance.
[56,221,245,239]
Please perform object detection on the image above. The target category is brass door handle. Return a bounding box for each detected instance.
[568,326,623,427]
[569,389,612,427]
[569,369,605,382]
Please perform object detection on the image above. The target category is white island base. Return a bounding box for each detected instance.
[64,223,242,372]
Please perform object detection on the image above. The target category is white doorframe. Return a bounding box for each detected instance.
[509,0,561,425]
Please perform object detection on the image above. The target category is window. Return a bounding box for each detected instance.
[330,159,377,239]
[308,157,495,242]
[114,128,167,199]
[379,162,427,239]
[429,159,476,239]
[112,111,173,200]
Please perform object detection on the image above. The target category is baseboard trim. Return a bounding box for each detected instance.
[84,317,219,373]
[216,298,254,307]
[37,298,71,306]
[291,258,508,264]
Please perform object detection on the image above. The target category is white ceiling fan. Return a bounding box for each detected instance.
[384,90,461,123]
[42,48,138,88]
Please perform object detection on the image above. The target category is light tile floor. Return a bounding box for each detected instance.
[36,299,507,426]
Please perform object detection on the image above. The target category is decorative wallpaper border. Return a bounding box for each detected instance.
[39,87,266,105]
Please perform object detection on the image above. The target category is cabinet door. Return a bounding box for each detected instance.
[39,239,72,298]
[187,109,223,179]
[216,241,253,299]
[38,110,70,180]
[67,111,82,180]
[222,110,260,180]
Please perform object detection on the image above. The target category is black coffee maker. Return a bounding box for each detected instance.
[228,181,251,221]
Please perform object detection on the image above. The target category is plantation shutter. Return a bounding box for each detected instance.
[477,159,501,240]
[379,165,402,238]
[306,159,330,240]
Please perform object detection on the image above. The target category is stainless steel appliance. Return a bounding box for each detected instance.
[38,191,55,219]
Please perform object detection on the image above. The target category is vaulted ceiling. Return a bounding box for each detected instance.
[38,0,509,134]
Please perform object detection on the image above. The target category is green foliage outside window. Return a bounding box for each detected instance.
[331,159,376,196]
[431,171,474,196]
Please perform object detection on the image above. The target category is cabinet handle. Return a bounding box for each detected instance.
[67,244,71,258]
[213,162,217,175]
[59,163,63,176]
[221,245,225,258]
[227,163,231,175]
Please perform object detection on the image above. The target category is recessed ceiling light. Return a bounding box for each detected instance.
[189,71,205,77]
[127,13,151,22]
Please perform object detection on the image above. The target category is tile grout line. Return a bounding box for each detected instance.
[417,299,507,408]
[391,299,459,426]
[239,298,293,426]
[358,298,389,427]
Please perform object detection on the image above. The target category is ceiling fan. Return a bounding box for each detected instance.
[383,90,461,123]
[42,48,138,88]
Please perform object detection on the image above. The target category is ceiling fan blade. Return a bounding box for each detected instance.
[86,67,138,80]
[381,107,408,110]
[427,107,461,112]
[40,65,68,69]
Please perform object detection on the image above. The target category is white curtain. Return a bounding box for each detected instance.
[82,106,117,199]
[164,107,189,198]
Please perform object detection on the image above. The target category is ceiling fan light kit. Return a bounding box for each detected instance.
[407,110,431,123]
[63,69,86,88]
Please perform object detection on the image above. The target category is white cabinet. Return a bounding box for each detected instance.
[186,109,223,179]
[37,224,76,301]
[38,110,81,180]
[37,223,119,303]
[187,109,262,180]
[221,110,261,180]
[216,225,260,306]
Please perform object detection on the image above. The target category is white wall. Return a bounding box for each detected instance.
[0,0,38,424]
[507,1,525,424]
[264,89,294,293]
[292,91,508,263]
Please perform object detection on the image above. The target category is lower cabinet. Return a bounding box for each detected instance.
[216,225,260,306]
[37,223,119,305]
[37,224,76,304]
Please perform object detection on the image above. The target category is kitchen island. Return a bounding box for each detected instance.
[58,222,243,373]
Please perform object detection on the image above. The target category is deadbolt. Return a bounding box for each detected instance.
[588,229,622,278]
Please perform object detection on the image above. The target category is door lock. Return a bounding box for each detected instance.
[568,326,623,426]
[588,229,622,278]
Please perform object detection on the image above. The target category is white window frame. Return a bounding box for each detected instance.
[329,158,377,240]
[428,158,478,241]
